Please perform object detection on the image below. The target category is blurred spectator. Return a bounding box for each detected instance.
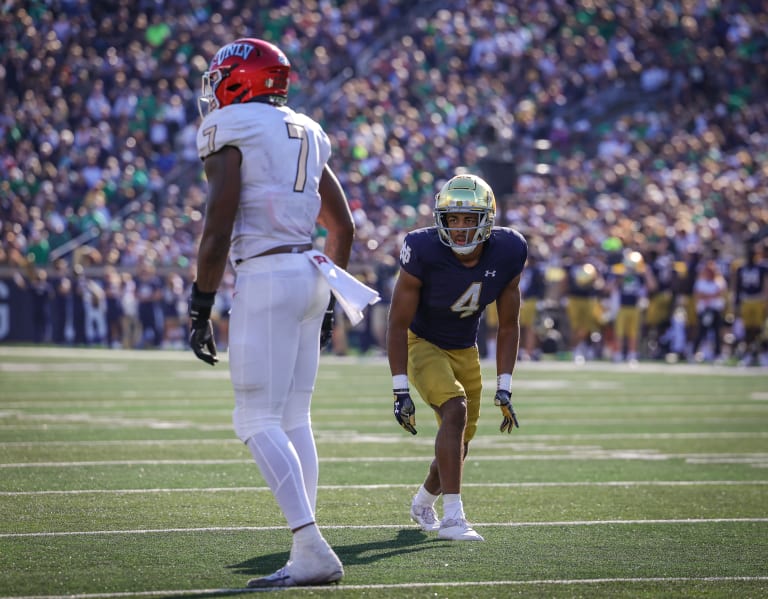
[162,271,187,349]
[0,1,766,358]
[120,271,142,349]
[103,266,124,348]
[135,261,164,348]
[692,259,728,362]
[13,266,54,344]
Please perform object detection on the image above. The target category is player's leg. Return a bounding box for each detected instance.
[231,256,342,588]
[282,276,331,513]
[408,339,482,540]
[229,257,314,529]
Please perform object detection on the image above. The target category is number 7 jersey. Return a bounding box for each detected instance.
[196,102,331,264]
[399,227,528,349]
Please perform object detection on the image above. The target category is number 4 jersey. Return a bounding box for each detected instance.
[196,102,331,264]
[399,227,528,349]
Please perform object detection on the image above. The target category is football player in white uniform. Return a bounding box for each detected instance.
[189,38,352,588]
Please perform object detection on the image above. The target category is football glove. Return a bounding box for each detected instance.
[320,296,336,349]
[393,389,417,435]
[189,282,218,366]
[494,389,519,433]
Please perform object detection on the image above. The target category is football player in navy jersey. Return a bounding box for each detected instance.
[386,174,527,541]
[189,38,352,588]
[732,241,768,366]
[607,250,657,363]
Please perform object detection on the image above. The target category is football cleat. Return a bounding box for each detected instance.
[247,566,294,588]
[438,517,485,541]
[246,560,343,589]
[410,500,440,532]
[246,536,343,588]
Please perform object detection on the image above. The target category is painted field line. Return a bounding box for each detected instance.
[3,452,768,468]
[2,577,768,599]
[2,480,767,497]
[1,431,766,448]
[1,417,765,432]
[2,518,767,539]
[3,344,768,372]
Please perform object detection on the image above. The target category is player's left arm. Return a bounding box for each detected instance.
[494,273,522,432]
[495,273,522,378]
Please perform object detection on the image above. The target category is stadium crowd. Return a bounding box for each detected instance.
[1,0,767,364]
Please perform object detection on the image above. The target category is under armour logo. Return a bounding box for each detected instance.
[485,270,496,277]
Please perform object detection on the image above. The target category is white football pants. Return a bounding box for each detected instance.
[229,253,330,530]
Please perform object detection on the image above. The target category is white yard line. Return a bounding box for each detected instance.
[2,518,767,539]
[1,431,766,448]
[3,452,768,468]
[1,345,767,376]
[2,480,767,497]
[2,577,768,599]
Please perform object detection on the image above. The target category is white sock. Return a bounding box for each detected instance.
[246,429,314,530]
[293,523,323,546]
[414,485,439,507]
[442,493,464,520]
[286,424,319,513]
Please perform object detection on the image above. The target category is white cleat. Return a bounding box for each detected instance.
[247,538,343,588]
[247,565,295,588]
[438,517,485,541]
[411,501,440,532]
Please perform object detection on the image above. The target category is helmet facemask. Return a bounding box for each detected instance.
[435,210,493,255]
[434,175,496,255]
[198,69,224,118]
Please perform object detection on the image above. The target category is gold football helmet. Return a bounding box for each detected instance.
[434,174,496,255]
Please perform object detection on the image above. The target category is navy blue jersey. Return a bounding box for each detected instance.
[607,272,645,307]
[520,262,546,300]
[399,227,527,349]
[735,263,768,302]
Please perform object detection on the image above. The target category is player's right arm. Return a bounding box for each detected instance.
[196,146,241,293]
[387,267,421,434]
[387,268,421,377]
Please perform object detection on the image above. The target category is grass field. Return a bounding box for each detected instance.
[0,346,766,599]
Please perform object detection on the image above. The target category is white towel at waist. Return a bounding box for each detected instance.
[305,250,380,326]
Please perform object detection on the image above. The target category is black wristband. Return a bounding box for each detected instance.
[190,282,216,322]
[191,282,216,308]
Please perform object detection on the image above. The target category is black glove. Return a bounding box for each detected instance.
[189,282,218,366]
[320,296,336,349]
[494,389,519,433]
[393,389,417,435]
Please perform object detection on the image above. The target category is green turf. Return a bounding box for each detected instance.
[0,346,766,598]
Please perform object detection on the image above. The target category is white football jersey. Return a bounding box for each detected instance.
[196,102,332,265]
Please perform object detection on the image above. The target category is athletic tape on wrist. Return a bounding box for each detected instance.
[497,373,512,393]
[392,374,409,390]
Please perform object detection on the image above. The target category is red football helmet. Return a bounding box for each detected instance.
[198,38,291,117]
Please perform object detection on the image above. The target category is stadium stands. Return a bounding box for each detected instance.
[1,1,766,361]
